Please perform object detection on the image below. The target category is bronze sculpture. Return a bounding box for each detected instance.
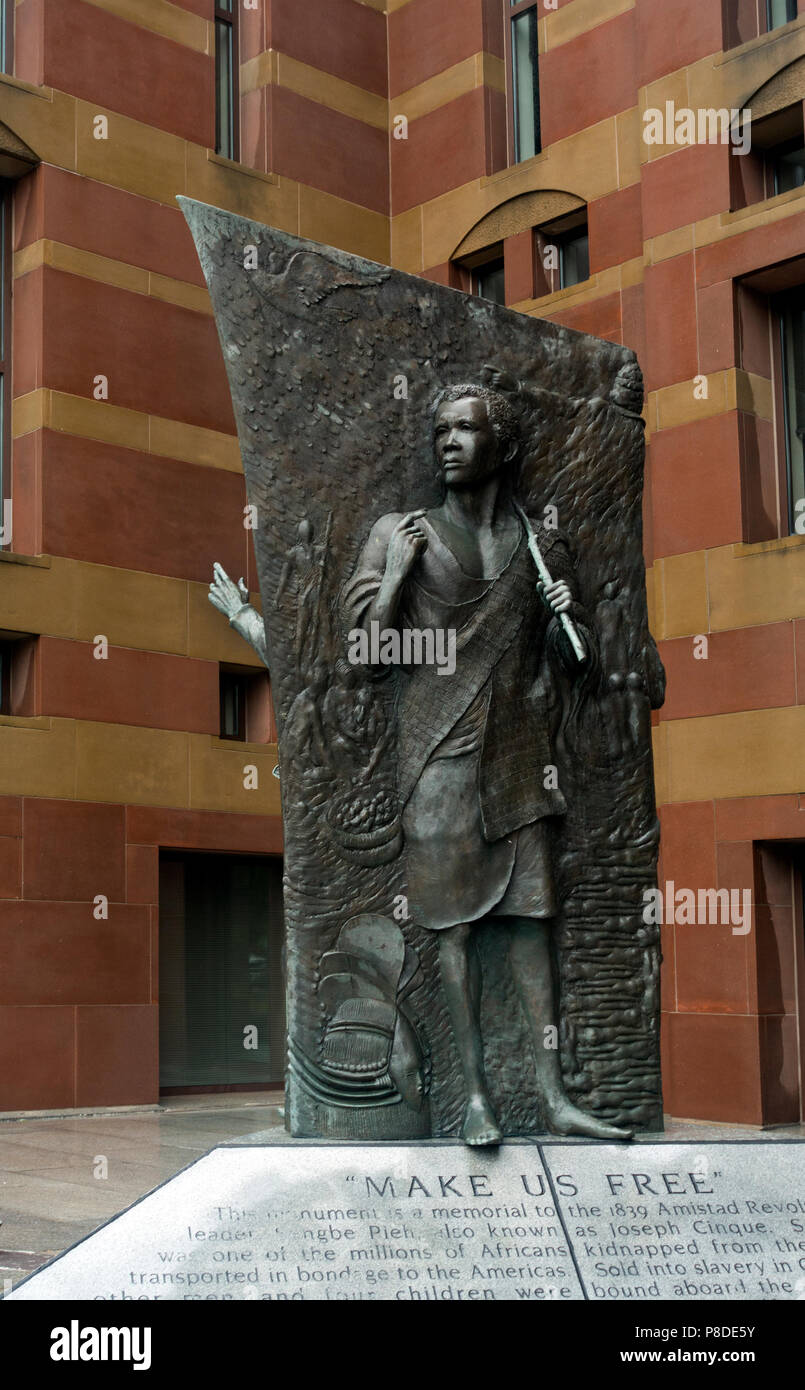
[342,383,631,1144]
[184,199,664,1144]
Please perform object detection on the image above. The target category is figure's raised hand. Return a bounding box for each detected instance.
[386,511,428,582]
[209,562,250,619]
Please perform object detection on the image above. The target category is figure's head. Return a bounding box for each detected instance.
[298,519,313,544]
[431,384,519,490]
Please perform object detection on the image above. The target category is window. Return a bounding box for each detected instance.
[453,244,507,304]
[737,274,805,540]
[0,1,12,75]
[219,664,276,742]
[767,0,798,30]
[724,0,798,48]
[473,256,506,305]
[534,211,590,295]
[780,289,805,533]
[0,186,11,544]
[220,668,246,741]
[0,633,35,715]
[506,1,541,164]
[558,226,590,289]
[772,137,805,195]
[215,1,239,161]
[0,639,10,713]
[732,104,805,208]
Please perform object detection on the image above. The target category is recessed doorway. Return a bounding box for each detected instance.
[158,851,285,1092]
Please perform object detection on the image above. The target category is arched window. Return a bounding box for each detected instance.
[451,190,588,307]
[731,58,805,208]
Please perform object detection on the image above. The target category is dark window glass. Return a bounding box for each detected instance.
[220,670,245,740]
[767,0,797,30]
[0,187,10,538]
[780,291,805,534]
[0,192,6,355]
[736,106,805,208]
[215,4,239,160]
[0,1,11,75]
[773,138,805,195]
[536,216,590,294]
[474,258,506,305]
[560,229,590,289]
[509,2,541,163]
[0,641,10,714]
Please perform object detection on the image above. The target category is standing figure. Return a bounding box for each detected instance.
[277,517,331,673]
[342,383,632,1146]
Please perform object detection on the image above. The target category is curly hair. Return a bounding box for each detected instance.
[431,383,519,459]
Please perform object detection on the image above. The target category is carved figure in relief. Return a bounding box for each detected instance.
[342,384,633,1145]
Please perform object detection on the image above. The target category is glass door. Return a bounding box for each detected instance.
[159,851,285,1090]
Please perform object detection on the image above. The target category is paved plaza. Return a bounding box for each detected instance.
[0,1092,285,1290]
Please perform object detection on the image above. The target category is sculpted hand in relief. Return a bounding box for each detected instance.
[208,562,268,669]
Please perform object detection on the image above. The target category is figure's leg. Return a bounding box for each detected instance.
[438,923,502,1147]
[509,918,633,1140]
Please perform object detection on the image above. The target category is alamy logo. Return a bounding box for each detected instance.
[50,1321,151,1371]
[643,882,752,936]
[347,621,456,677]
[643,101,752,155]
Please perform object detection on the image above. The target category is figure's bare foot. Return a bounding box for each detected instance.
[462,1095,502,1147]
[545,1098,633,1142]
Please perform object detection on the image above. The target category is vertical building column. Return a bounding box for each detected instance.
[240,0,270,172]
[388,0,507,221]
[503,229,535,304]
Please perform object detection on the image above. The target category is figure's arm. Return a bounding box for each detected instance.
[363,511,427,632]
[342,512,426,637]
[231,604,269,668]
[208,563,269,668]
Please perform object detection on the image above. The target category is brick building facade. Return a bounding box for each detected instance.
[0,0,804,1125]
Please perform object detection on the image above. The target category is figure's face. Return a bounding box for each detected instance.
[434,398,502,490]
